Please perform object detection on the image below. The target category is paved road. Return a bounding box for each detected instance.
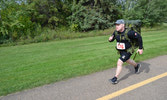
[0,55,167,100]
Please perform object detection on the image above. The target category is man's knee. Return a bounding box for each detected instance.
[117,59,123,66]
[125,59,131,63]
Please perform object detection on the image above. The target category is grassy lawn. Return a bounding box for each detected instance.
[0,28,167,96]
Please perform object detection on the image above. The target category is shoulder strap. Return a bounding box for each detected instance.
[124,28,131,42]
[114,28,135,54]
[114,30,118,37]
[115,28,131,42]
[114,29,130,42]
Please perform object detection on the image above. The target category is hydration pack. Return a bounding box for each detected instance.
[126,20,142,49]
[125,20,142,34]
[115,20,142,54]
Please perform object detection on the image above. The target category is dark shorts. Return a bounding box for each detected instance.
[119,51,132,62]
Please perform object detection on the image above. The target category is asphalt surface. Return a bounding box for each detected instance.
[0,55,167,100]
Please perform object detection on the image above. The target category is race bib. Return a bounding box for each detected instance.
[117,42,125,50]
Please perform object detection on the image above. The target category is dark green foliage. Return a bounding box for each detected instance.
[0,0,72,43]
[27,0,72,28]
[0,1,39,43]
[69,0,121,31]
[121,0,167,26]
[0,0,167,44]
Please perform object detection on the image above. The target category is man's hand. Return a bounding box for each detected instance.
[137,49,143,55]
[109,35,114,42]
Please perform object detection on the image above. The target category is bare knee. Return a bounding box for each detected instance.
[117,59,123,67]
[126,59,137,67]
[126,59,130,63]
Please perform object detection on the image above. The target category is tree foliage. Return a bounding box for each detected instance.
[0,0,167,44]
[0,0,38,42]
[27,0,72,28]
[69,0,122,31]
[121,0,167,26]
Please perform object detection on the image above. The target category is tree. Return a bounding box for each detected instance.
[69,0,122,31]
[27,0,72,29]
[121,0,167,26]
[0,0,39,42]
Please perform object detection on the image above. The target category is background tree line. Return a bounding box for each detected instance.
[0,0,167,44]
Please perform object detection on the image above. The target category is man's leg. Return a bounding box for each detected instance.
[110,59,123,84]
[114,51,131,77]
[110,51,131,84]
[126,59,141,73]
[126,59,137,67]
[115,59,124,78]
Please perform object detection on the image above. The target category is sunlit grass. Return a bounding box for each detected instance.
[0,28,167,96]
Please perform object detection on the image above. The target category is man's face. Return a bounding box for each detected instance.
[116,24,125,32]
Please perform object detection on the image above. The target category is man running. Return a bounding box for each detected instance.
[108,19,143,84]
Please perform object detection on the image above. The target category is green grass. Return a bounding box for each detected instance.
[0,28,167,96]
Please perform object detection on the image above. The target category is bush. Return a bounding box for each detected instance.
[68,0,121,32]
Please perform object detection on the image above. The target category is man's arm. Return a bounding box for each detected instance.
[109,32,115,42]
[128,30,143,54]
[136,33,143,49]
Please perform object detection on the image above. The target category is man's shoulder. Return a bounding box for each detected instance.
[126,28,135,33]
[112,30,117,35]
[127,29,136,35]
